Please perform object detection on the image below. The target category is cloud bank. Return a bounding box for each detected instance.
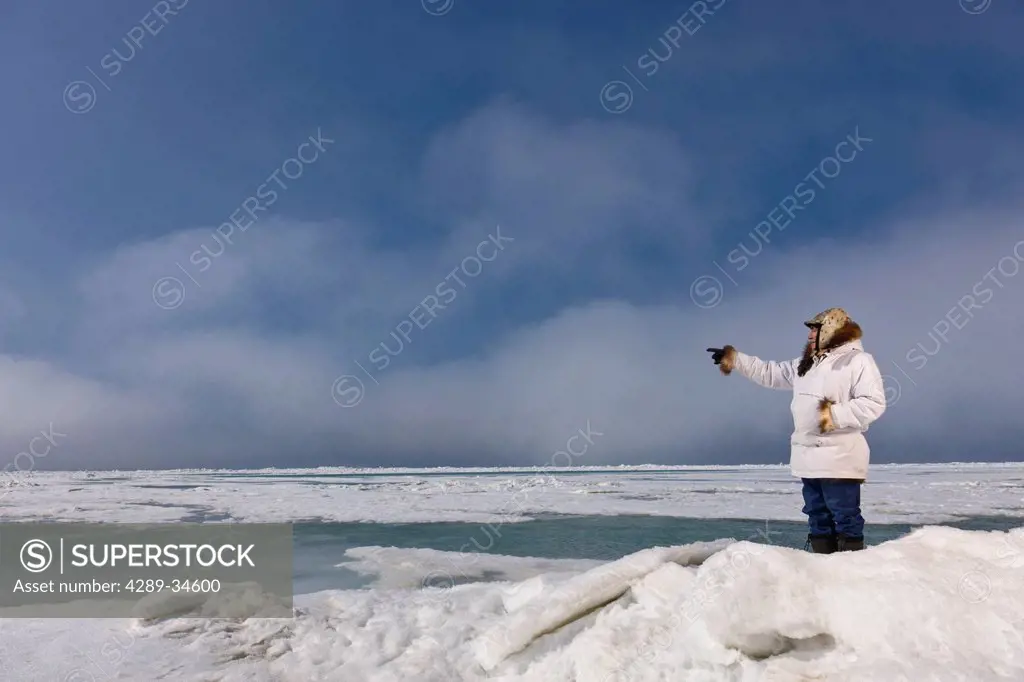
[2,0,1023,470]
[1,98,1022,471]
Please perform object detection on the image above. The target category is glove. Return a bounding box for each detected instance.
[707,345,736,375]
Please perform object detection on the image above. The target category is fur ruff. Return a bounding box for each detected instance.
[797,321,863,377]
[719,345,737,375]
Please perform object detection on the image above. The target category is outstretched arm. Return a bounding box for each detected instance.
[713,345,798,390]
[819,353,886,432]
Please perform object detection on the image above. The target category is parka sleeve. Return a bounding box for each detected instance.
[731,351,799,391]
[828,353,887,430]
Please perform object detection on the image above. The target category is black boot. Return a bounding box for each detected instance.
[837,535,864,551]
[806,533,838,554]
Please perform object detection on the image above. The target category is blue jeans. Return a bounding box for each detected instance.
[801,478,864,539]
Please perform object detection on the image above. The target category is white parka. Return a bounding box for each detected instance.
[727,334,886,479]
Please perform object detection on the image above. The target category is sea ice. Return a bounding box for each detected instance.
[3,465,1023,680]
[4,525,1017,680]
[3,463,1024,525]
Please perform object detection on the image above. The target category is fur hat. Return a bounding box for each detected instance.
[805,307,853,350]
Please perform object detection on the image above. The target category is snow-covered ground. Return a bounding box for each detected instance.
[4,528,1024,680]
[2,464,1024,680]
[3,462,1024,525]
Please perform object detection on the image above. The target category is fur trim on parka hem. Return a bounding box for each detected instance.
[818,398,836,433]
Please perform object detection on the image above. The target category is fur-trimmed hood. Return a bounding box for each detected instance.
[817,320,862,352]
[798,319,863,376]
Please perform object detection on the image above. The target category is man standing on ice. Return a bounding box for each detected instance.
[707,308,886,553]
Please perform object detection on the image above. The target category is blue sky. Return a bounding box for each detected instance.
[1,0,1023,469]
